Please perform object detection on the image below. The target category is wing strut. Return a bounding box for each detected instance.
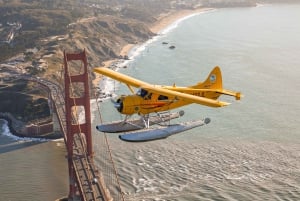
[126,84,135,94]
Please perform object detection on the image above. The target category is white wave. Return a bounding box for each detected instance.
[255,3,265,7]
[133,176,160,193]
[127,37,160,63]
[95,63,124,100]
[159,9,216,35]
[0,119,48,142]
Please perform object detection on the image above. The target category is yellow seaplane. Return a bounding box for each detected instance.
[94,66,242,142]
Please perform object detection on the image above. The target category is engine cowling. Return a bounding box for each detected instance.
[114,95,142,115]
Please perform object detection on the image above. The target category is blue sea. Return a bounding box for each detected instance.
[1,3,300,201]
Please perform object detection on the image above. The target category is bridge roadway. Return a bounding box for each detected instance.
[49,79,111,201]
[23,76,111,201]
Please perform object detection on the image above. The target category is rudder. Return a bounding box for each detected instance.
[193,66,223,89]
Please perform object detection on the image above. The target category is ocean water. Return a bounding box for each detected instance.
[93,3,300,201]
[1,3,300,201]
[0,119,68,201]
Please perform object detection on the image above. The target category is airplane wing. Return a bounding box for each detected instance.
[94,67,230,107]
[94,67,148,88]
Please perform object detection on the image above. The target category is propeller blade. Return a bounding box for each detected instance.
[111,98,121,109]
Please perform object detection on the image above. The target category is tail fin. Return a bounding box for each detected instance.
[188,66,242,102]
[192,66,223,89]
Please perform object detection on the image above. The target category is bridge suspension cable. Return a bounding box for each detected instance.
[92,72,126,201]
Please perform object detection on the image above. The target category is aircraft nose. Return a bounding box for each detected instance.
[113,101,121,109]
[111,98,123,112]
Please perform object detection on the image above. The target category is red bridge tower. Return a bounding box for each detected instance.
[63,50,93,199]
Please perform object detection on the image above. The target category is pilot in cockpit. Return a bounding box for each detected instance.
[137,88,152,100]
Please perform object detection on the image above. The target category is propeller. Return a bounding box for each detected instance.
[111,98,123,112]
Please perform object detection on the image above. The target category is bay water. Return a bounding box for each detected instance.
[0,119,68,201]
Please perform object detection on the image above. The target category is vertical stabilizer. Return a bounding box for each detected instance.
[192,66,223,89]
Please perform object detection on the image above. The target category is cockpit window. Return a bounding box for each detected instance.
[137,88,148,98]
[158,95,168,100]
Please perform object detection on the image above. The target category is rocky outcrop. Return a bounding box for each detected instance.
[0,81,50,122]
[0,112,61,139]
[0,79,61,139]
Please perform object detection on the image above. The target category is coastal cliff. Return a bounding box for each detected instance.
[0,79,61,138]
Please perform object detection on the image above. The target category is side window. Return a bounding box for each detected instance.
[158,95,168,100]
[144,93,152,100]
[137,88,148,98]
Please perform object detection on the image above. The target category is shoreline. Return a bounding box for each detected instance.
[92,7,214,89]
[149,7,214,34]
[0,118,59,141]
[92,44,135,88]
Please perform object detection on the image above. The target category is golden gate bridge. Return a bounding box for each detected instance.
[50,50,124,201]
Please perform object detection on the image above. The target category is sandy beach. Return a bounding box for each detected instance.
[92,7,213,88]
[150,7,213,34]
[92,43,136,88]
